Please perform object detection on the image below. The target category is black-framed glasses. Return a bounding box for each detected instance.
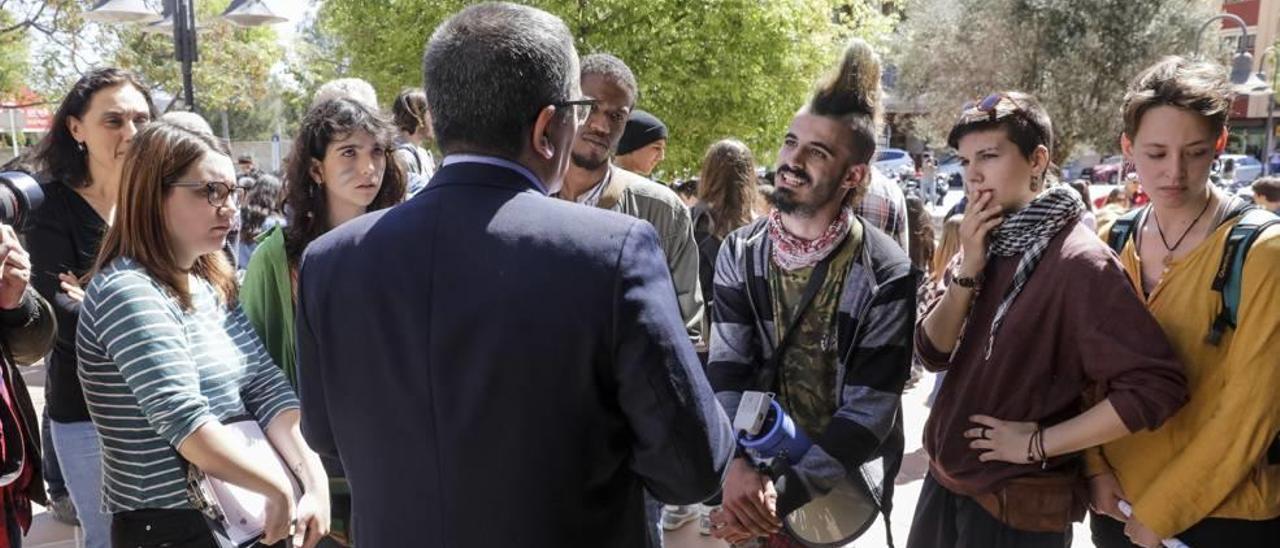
[959,93,1025,123]
[553,98,598,126]
[168,181,248,208]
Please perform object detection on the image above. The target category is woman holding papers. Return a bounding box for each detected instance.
[75,120,330,547]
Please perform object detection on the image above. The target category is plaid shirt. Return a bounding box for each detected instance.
[854,169,910,254]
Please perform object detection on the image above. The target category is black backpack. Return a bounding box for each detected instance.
[1107,200,1280,462]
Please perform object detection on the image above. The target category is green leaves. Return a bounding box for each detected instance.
[108,0,283,115]
[315,0,897,175]
[0,8,27,97]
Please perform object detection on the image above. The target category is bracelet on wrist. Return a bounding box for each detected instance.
[951,267,984,290]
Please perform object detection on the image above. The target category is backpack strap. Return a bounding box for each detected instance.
[396,143,424,174]
[1206,205,1280,345]
[1106,206,1148,255]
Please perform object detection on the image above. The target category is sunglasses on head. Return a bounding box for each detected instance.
[959,93,1026,123]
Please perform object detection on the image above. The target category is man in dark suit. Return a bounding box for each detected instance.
[293,4,734,547]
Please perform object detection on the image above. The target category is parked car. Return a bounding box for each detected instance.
[1085,155,1125,184]
[874,147,915,179]
[1214,154,1263,189]
[1059,158,1092,181]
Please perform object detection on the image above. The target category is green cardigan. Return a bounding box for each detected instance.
[239,227,352,521]
[240,226,297,385]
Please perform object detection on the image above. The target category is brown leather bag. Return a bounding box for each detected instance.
[972,473,1088,533]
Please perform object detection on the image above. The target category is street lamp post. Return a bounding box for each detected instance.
[174,0,197,110]
[84,0,288,111]
[1195,13,1271,94]
[1261,46,1278,176]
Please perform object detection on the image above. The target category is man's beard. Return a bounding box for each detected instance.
[571,149,609,171]
[773,165,845,218]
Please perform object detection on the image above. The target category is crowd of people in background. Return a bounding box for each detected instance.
[0,2,1272,548]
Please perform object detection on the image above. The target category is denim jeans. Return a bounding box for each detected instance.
[41,409,67,499]
[50,419,110,548]
[644,492,664,548]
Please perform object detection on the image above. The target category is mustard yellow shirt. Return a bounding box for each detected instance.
[1090,216,1280,537]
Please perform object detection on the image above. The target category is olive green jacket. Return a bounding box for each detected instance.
[597,166,704,346]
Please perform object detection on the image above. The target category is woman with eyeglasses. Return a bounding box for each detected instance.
[26,67,158,548]
[240,97,405,544]
[905,91,1188,548]
[1086,57,1280,548]
[75,121,330,547]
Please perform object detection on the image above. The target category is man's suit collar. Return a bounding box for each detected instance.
[433,154,549,194]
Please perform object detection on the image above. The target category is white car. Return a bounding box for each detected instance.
[1216,154,1263,187]
[874,148,915,179]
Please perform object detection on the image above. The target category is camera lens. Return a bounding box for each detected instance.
[0,171,45,230]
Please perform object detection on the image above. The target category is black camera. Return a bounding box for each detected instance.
[0,171,44,230]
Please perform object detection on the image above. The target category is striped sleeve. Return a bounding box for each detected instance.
[89,272,216,449]
[819,271,915,461]
[706,233,761,420]
[231,307,299,431]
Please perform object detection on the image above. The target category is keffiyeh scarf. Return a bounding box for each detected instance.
[768,206,854,271]
[983,185,1084,359]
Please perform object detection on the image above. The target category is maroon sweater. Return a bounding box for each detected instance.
[916,222,1187,497]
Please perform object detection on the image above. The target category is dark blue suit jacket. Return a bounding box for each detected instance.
[296,161,733,547]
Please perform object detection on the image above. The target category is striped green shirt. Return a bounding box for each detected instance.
[77,257,299,513]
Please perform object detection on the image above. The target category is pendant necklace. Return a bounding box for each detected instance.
[1151,196,1212,268]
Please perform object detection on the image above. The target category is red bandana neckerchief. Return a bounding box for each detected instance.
[767,206,853,271]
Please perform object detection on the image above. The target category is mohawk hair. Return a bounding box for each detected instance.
[804,38,882,165]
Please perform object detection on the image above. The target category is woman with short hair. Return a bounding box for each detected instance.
[907,91,1188,548]
[1088,56,1280,548]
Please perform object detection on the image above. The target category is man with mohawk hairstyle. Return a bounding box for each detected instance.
[705,39,916,546]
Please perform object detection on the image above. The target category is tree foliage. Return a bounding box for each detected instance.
[890,0,1220,162]
[0,7,27,97]
[107,0,283,117]
[2,0,94,101]
[315,0,898,174]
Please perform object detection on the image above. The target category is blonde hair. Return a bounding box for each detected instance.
[931,214,964,284]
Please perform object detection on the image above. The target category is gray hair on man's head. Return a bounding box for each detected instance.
[159,111,215,135]
[581,53,638,105]
[423,2,578,157]
[311,78,379,110]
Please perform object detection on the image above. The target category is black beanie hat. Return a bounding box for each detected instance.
[616,110,668,155]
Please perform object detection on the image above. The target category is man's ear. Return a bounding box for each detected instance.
[530,105,559,160]
[841,163,869,191]
[1120,133,1133,158]
[1215,127,1229,154]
